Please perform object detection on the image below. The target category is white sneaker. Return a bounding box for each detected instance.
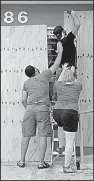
[63,166,77,173]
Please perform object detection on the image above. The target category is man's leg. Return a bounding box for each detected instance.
[37,106,51,168]
[21,136,31,162]
[17,136,31,167]
[18,105,36,166]
[39,136,47,163]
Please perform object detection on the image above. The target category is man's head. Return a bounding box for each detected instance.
[25,65,40,78]
[53,25,67,40]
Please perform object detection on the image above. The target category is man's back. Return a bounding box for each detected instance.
[23,69,52,106]
[60,32,77,67]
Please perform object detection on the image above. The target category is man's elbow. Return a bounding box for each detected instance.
[72,24,80,37]
[74,22,80,30]
[76,23,80,30]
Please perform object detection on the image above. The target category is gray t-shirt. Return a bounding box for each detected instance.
[54,81,82,112]
[23,69,52,106]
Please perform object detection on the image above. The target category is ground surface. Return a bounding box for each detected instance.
[1,155,93,180]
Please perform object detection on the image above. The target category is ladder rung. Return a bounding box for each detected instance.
[52,151,59,155]
[52,151,75,156]
[53,138,59,141]
[62,151,75,156]
[52,151,65,155]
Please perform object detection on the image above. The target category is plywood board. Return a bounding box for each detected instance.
[1,25,51,162]
[64,11,93,147]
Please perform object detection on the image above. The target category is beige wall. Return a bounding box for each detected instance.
[1,4,93,26]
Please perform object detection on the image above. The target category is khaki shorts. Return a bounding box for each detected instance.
[22,104,52,137]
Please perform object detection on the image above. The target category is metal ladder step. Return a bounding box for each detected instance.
[52,151,75,156]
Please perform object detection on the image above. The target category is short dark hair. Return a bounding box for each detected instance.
[53,26,64,36]
[25,65,35,77]
[53,26,67,37]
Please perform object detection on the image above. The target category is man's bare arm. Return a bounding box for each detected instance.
[50,42,63,74]
[67,10,80,37]
[58,63,69,81]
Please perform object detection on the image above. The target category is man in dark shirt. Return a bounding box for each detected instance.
[53,10,80,69]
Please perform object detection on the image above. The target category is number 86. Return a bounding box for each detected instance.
[4,11,28,24]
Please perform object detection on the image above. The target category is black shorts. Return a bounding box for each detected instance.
[53,109,79,132]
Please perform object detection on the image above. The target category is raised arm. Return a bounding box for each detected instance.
[58,63,69,81]
[49,41,63,74]
[67,10,80,37]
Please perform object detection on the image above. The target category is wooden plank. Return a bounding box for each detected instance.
[88,11,93,105]
[64,11,93,166]
[83,112,93,147]
[77,11,93,113]
[1,25,50,162]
